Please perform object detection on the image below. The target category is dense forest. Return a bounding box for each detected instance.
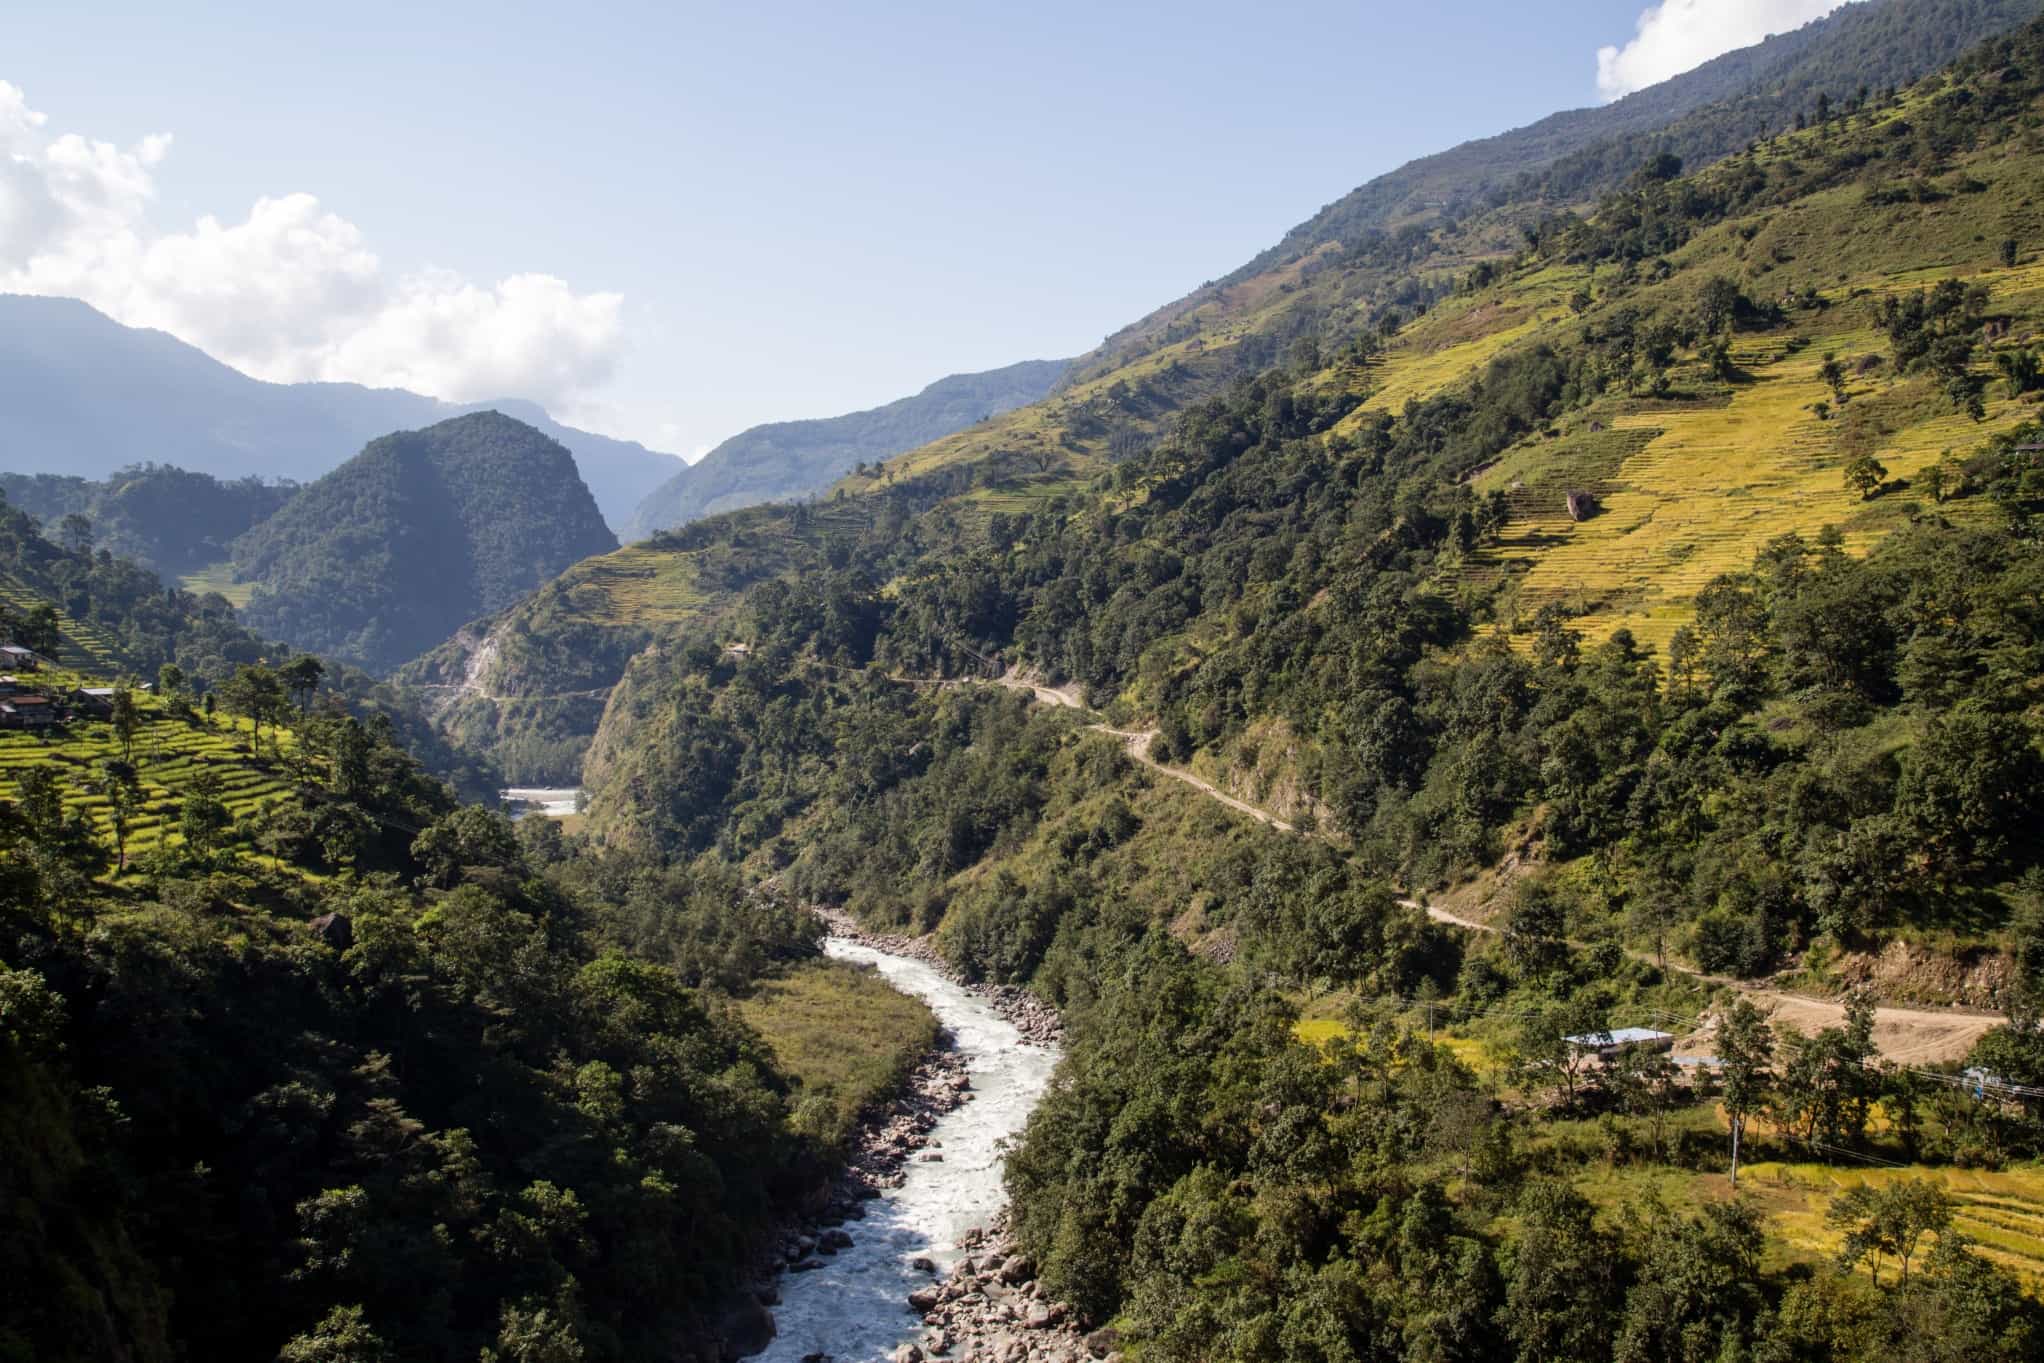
[232,413,619,674]
[0,689,840,1363]
[0,465,297,579]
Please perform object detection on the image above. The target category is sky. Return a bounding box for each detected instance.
[1,1,1848,460]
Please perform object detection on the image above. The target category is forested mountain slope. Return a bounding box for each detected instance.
[411,27,2044,1356]
[231,412,618,675]
[628,359,1069,538]
[0,651,877,1362]
[581,13,2044,964]
[0,294,680,531]
[0,464,297,580]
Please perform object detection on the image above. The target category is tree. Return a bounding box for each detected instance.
[109,683,140,763]
[1846,455,1889,500]
[178,770,232,860]
[1609,1042,1682,1160]
[157,661,190,718]
[6,766,108,909]
[278,1305,391,1363]
[1820,351,1850,404]
[58,512,92,554]
[1503,1182,1622,1363]
[1827,1179,1954,1284]
[220,663,286,755]
[411,807,522,887]
[15,603,61,658]
[1699,276,1746,336]
[1996,348,2041,396]
[282,655,327,715]
[2002,238,2021,269]
[95,759,143,875]
[1717,997,1774,1187]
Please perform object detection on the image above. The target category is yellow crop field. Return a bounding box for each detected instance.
[1334,314,1552,436]
[179,561,258,608]
[561,543,710,626]
[1482,338,2039,653]
[1746,1161,2044,1290]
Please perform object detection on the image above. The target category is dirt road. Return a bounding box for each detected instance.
[975,675,2006,1063]
[1405,898,2000,1062]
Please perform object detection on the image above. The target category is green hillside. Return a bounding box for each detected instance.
[575,16,2044,979]
[0,644,925,1363]
[231,411,618,674]
[0,464,296,580]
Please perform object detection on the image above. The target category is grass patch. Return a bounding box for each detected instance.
[738,957,940,1151]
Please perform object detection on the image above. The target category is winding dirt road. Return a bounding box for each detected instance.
[976,673,2003,1063]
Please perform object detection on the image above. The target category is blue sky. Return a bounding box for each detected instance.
[1,1,1844,458]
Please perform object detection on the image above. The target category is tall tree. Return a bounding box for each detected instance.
[1718,997,1774,1187]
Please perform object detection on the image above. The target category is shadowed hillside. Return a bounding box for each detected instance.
[232,412,618,674]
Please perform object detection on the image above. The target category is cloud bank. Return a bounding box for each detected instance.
[1597,0,1846,101]
[0,79,623,409]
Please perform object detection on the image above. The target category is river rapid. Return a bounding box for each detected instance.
[753,940,1061,1363]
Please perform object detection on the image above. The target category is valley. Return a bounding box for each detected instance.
[8,5,2044,1363]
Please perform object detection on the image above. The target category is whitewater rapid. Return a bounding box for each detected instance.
[754,939,1061,1363]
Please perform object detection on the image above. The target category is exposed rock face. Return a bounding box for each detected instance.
[308,912,353,951]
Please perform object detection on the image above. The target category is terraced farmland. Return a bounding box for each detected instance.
[0,670,301,862]
[0,574,127,672]
[1752,1161,2044,1290]
[1477,330,2039,653]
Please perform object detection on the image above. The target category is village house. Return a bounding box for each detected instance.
[0,694,58,730]
[1562,1026,1674,1063]
[0,645,43,672]
[70,687,116,720]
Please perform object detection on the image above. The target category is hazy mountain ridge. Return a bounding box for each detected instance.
[0,294,680,532]
[231,412,618,674]
[626,358,1071,539]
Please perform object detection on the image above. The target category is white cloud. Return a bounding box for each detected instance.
[1597,1,1846,101]
[0,78,623,409]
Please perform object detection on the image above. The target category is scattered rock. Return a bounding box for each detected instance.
[999,1254,1034,1285]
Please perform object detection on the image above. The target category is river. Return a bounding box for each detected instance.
[754,939,1061,1363]
[500,787,581,819]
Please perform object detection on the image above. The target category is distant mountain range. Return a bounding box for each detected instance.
[626,358,1071,539]
[0,294,680,533]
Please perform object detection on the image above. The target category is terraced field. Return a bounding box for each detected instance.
[0,669,300,861]
[1479,329,2039,653]
[0,575,127,672]
[1751,1161,2044,1290]
[179,560,258,608]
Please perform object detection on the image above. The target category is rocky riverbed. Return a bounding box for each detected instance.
[741,937,1072,1363]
